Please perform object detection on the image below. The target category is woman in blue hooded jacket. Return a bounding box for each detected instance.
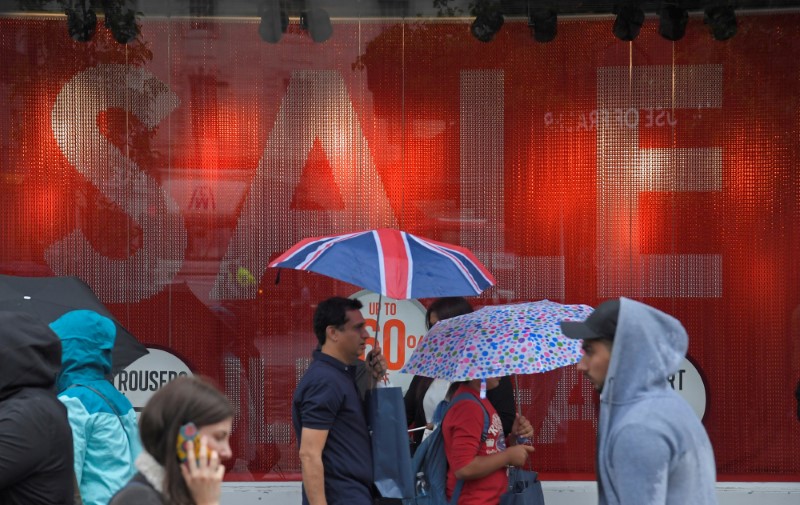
[50,309,142,505]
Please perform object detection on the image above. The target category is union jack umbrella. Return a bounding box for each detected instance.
[268,229,496,299]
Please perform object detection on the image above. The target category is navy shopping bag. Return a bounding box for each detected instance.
[499,467,545,505]
[365,386,416,501]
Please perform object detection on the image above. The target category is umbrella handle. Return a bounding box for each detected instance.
[513,374,536,472]
[374,293,382,341]
[367,293,389,388]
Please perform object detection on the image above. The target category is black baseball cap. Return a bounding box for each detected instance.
[560,298,620,341]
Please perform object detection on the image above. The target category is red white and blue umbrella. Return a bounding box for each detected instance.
[400,300,592,382]
[268,228,495,299]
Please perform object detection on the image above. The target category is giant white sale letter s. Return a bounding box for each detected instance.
[49,65,186,303]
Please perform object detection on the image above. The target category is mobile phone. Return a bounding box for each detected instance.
[176,422,201,462]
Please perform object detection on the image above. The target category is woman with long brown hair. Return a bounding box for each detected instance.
[110,376,233,505]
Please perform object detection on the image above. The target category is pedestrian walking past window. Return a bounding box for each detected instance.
[0,311,74,505]
[292,297,388,505]
[561,298,718,505]
[109,376,233,505]
[50,310,142,505]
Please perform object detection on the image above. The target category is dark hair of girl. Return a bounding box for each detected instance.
[425,296,474,330]
[138,375,233,505]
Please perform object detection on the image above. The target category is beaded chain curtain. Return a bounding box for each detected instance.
[0,12,798,480]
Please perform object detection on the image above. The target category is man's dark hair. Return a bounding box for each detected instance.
[426,296,473,329]
[313,297,363,346]
[584,337,614,353]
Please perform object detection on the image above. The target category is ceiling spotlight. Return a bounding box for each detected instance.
[658,3,688,41]
[613,3,645,41]
[259,0,289,43]
[300,8,332,43]
[704,5,737,41]
[470,10,504,43]
[64,0,97,42]
[104,0,139,44]
[529,8,557,43]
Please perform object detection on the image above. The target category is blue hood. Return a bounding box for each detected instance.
[49,310,116,392]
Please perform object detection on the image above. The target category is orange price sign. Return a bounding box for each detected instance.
[351,290,427,393]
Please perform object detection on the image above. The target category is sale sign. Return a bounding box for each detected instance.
[351,290,428,393]
[0,13,799,480]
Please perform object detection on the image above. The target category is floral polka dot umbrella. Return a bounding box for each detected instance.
[400,299,593,382]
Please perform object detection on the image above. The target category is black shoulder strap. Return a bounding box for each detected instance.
[67,383,123,417]
[110,474,160,504]
[65,384,132,447]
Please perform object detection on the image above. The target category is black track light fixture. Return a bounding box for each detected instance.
[300,8,332,43]
[104,0,139,44]
[529,8,557,43]
[658,3,688,41]
[64,0,97,42]
[471,10,504,42]
[470,0,504,43]
[259,0,289,43]
[704,5,737,41]
[613,2,645,41]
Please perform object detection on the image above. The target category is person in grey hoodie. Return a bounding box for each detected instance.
[561,297,717,505]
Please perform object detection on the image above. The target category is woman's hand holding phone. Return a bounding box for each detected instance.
[180,433,225,505]
[177,423,201,463]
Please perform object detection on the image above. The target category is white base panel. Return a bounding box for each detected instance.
[221,481,800,504]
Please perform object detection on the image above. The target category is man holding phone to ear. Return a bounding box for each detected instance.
[292,297,388,505]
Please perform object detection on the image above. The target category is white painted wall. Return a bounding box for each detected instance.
[221,481,800,504]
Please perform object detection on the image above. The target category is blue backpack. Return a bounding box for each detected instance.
[410,393,490,505]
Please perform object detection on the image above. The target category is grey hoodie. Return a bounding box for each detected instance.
[597,298,717,505]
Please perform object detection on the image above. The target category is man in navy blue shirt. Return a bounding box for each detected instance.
[292,297,387,505]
